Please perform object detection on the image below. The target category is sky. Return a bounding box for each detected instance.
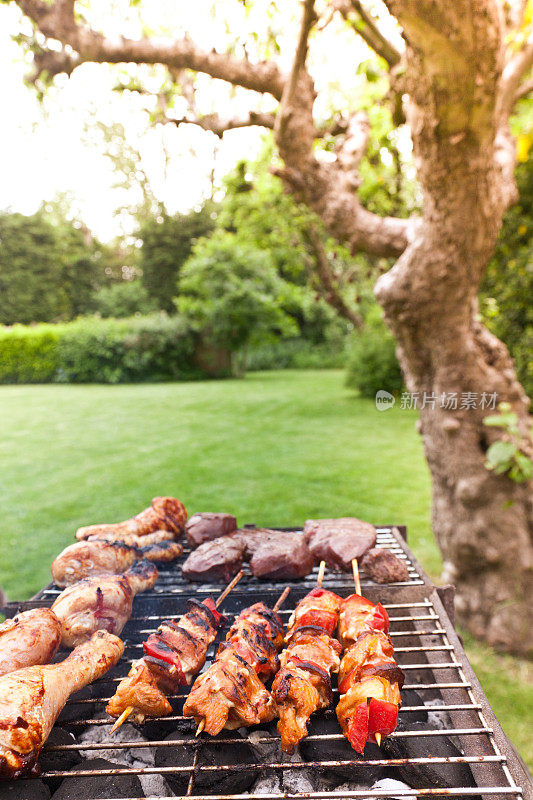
[0,0,402,241]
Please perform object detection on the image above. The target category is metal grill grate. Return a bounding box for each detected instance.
[3,526,531,800]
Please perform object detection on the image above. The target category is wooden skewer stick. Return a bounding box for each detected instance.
[352,558,361,596]
[375,733,382,747]
[317,559,326,588]
[110,705,134,733]
[273,586,291,612]
[215,569,244,608]
[195,718,205,737]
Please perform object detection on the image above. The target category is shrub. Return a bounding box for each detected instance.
[0,314,203,384]
[0,324,61,383]
[246,338,347,371]
[91,281,158,318]
[346,313,404,398]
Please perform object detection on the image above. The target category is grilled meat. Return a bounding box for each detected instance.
[52,560,158,648]
[336,594,403,754]
[0,609,61,678]
[303,518,376,571]
[182,538,244,582]
[105,660,172,725]
[272,588,342,753]
[182,529,314,582]
[137,540,183,563]
[87,529,176,547]
[106,597,224,724]
[75,496,187,541]
[183,602,284,735]
[185,513,237,547]
[0,630,123,779]
[361,548,410,584]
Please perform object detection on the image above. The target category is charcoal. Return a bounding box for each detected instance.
[248,729,282,763]
[282,769,316,794]
[371,778,413,797]
[50,758,143,799]
[400,689,428,723]
[299,716,386,784]
[138,773,174,796]
[381,719,480,792]
[78,721,154,767]
[155,730,258,795]
[1,779,51,799]
[252,773,282,794]
[40,728,80,774]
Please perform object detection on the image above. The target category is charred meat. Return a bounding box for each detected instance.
[185,513,237,547]
[106,596,224,724]
[182,538,244,582]
[336,593,404,753]
[0,630,124,779]
[52,560,158,647]
[0,609,62,678]
[303,517,377,571]
[272,588,342,752]
[75,496,187,541]
[361,548,410,584]
[183,601,284,734]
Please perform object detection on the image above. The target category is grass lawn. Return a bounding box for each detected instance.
[0,369,531,769]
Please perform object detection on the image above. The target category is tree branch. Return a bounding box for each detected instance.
[499,34,533,118]
[17,0,286,99]
[515,76,533,102]
[334,0,402,66]
[168,110,276,138]
[305,225,364,327]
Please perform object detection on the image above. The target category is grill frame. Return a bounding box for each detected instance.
[2,525,532,800]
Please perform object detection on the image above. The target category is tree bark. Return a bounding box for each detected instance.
[374,0,533,654]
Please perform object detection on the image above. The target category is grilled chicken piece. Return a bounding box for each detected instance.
[303,517,376,571]
[183,647,276,735]
[105,659,172,725]
[272,588,342,753]
[52,539,182,587]
[52,560,158,647]
[106,597,223,722]
[87,529,176,547]
[337,593,390,648]
[0,609,62,678]
[183,601,284,735]
[76,496,187,541]
[0,630,124,778]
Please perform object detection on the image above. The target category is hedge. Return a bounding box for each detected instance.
[0,315,206,384]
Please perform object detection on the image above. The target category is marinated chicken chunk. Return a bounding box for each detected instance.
[0,608,62,678]
[76,496,187,540]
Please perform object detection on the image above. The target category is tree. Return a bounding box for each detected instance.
[9,0,533,653]
[178,229,297,373]
[138,206,216,312]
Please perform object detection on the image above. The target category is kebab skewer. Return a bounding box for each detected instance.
[183,587,290,736]
[106,570,243,731]
[335,559,404,754]
[271,562,343,753]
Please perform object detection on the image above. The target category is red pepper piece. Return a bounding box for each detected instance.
[202,597,224,626]
[371,603,390,634]
[347,702,369,754]
[143,637,187,684]
[367,698,398,740]
[296,610,338,634]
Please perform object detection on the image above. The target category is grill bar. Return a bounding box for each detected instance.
[4,524,529,800]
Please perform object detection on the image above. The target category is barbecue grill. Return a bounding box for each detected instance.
[2,525,531,800]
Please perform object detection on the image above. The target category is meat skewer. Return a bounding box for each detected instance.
[335,558,404,754]
[52,560,159,647]
[0,608,62,678]
[52,538,182,587]
[183,586,290,736]
[0,630,124,779]
[75,496,187,541]
[106,570,244,731]
[271,563,343,753]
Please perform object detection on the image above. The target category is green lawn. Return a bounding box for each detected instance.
[0,370,531,770]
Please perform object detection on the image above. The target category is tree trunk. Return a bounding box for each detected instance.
[375,0,533,655]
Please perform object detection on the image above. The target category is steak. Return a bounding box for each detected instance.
[303,517,376,571]
[361,547,410,583]
[182,529,314,581]
[182,538,244,582]
[185,513,238,547]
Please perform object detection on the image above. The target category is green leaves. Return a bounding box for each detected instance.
[483,402,532,484]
